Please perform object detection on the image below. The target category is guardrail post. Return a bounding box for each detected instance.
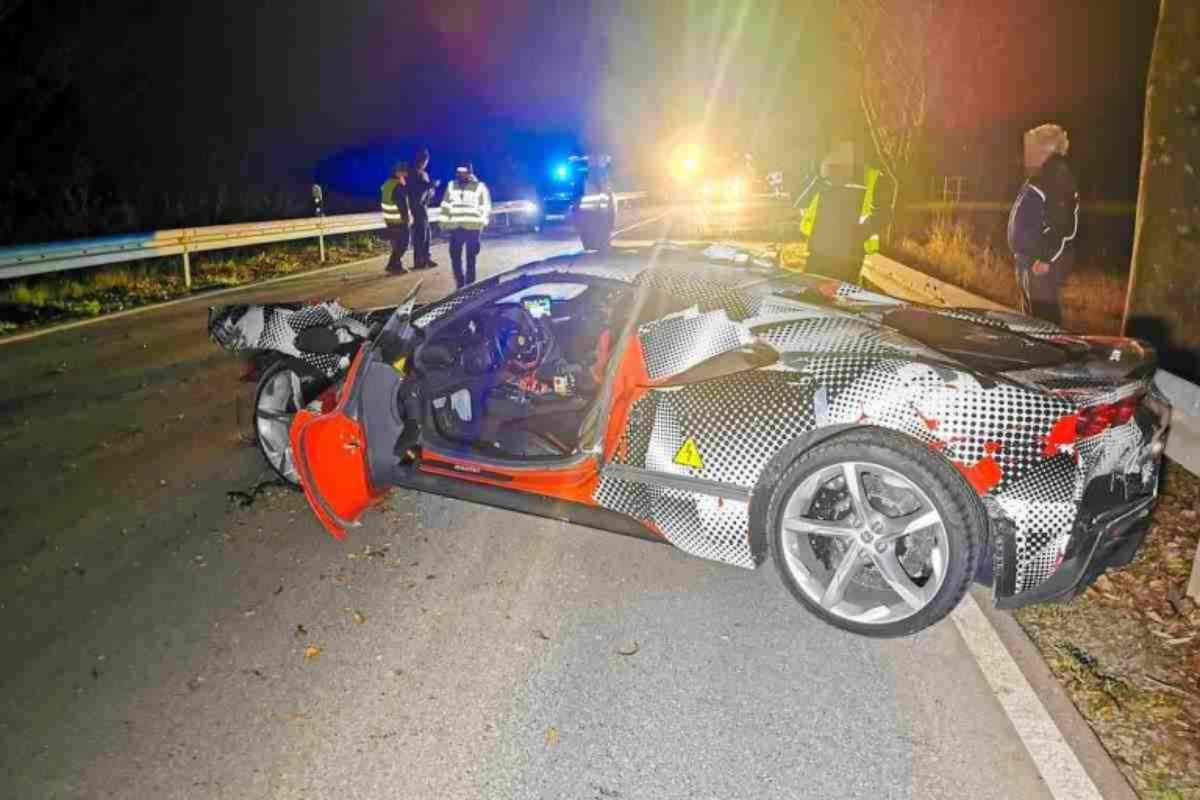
[181,250,191,289]
[318,218,326,263]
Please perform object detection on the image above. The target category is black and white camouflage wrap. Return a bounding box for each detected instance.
[554,244,1169,600]
[208,300,386,378]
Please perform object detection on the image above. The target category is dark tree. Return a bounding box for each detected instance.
[1125,0,1200,380]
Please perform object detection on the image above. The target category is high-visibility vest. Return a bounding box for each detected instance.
[380,179,406,226]
[800,192,820,239]
[861,167,881,255]
[800,167,884,254]
[440,180,491,230]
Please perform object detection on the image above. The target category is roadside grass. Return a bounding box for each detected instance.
[0,232,389,333]
[894,215,1127,334]
[1017,464,1200,800]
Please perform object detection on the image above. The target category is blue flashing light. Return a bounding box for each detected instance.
[553,163,570,181]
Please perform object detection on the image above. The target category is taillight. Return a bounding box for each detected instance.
[1076,394,1141,437]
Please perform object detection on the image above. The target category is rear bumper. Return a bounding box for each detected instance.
[995,489,1156,609]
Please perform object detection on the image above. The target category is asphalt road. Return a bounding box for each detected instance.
[1,219,1058,799]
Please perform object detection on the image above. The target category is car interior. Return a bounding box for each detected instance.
[411,279,634,460]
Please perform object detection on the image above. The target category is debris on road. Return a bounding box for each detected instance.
[352,610,367,625]
[303,645,322,661]
[533,629,551,641]
[348,544,390,561]
[616,641,640,657]
[226,479,287,509]
[545,726,559,747]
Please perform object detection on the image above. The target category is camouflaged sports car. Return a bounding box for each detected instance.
[287,243,1170,637]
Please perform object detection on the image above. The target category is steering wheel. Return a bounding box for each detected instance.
[493,305,544,372]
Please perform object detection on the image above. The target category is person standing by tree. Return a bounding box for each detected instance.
[407,147,438,270]
[440,161,491,289]
[380,162,410,274]
[1007,124,1079,324]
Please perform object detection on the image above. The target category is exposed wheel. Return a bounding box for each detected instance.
[575,203,615,252]
[577,219,613,251]
[766,428,984,637]
[254,361,333,488]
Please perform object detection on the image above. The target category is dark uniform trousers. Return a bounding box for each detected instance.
[449,229,481,288]
[1015,253,1071,326]
[410,208,431,267]
[385,223,410,272]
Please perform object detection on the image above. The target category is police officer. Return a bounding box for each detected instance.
[407,147,439,270]
[793,144,889,284]
[380,162,410,274]
[440,161,491,288]
[1008,124,1078,324]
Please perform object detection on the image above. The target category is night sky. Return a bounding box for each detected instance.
[0,0,1158,241]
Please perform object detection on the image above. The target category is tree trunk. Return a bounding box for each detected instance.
[1123,0,1200,383]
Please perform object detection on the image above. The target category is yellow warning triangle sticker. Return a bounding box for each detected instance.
[673,437,704,470]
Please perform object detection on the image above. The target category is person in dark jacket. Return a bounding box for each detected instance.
[380,162,410,274]
[793,144,890,284]
[407,148,439,270]
[1007,124,1079,324]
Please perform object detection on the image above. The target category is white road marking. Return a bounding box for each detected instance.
[612,210,671,237]
[952,594,1103,800]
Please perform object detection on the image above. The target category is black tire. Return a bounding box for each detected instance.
[577,219,613,251]
[764,427,985,638]
[253,360,331,488]
[575,201,615,252]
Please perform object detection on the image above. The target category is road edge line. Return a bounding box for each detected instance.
[0,252,392,347]
[952,591,1109,800]
[613,211,671,238]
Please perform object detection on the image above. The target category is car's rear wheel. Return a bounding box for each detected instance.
[254,361,332,488]
[766,429,985,637]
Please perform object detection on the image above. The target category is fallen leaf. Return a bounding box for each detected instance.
[545,726,559,747]
[303,645,322,660]
[616,641,640,657]
[352,610,367,625]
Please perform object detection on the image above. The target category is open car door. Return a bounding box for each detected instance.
[290,284,422,539]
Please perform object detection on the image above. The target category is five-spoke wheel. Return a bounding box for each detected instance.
[767,429,985,637]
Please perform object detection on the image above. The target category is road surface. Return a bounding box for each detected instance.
[0,218,1068,799]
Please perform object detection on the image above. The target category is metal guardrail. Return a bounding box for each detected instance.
[0,192,648,287]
